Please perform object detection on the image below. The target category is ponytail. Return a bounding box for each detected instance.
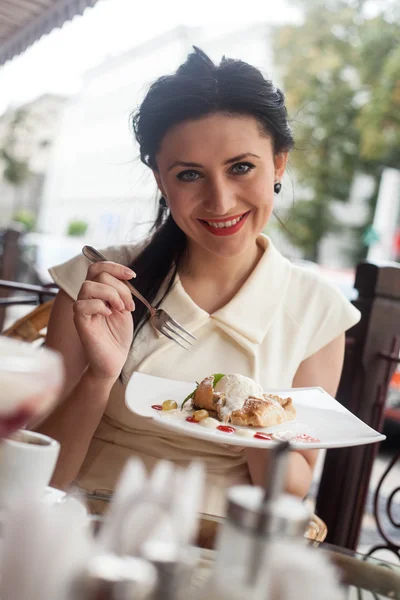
[128,204,186,340]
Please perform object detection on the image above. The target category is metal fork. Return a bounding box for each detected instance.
[82,245,196,350]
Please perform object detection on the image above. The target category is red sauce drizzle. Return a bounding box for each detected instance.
[217,425,236,434]
[186,416,198,423]
[293,433,320,443]
[152,404,163,411]
[254,432,272,441]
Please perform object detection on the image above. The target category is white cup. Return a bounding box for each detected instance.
[0,337,64,422]
[0,429,60,510]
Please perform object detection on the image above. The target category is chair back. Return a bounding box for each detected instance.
[2,299,54,342]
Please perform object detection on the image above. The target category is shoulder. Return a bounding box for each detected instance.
[260,235,351,310]
[97,241,147,265]
[48,240,147,301]
[284,262,361,358]
[259,237,360,356]
[286,263,350,311]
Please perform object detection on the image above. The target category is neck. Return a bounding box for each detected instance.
[181,238,262,290]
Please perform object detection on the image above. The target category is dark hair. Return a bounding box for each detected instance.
[129,47,294,339]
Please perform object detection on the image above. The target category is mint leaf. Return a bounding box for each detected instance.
[181,383,199,410]
[181,374,224,410]
[213,373,225,386]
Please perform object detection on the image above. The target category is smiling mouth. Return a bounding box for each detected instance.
[198,212,249,229]
[197,211,250,236]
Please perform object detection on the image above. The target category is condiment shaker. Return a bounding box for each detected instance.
[71,553,157,600]
[200,488,311,600]
[202,441,310,599]
[142,540,198,600]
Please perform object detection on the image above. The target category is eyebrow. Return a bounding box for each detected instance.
[167,152,261,172]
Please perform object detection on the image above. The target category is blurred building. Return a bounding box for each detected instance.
[0,94,66,228]
[319,173,375,268]
[367,168,400,263]
[38,24,278,246]
[319,169,400,267]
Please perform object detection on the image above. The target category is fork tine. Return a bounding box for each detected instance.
[164,321,194,347]
[165,317,197,341]
[160,326,191,350]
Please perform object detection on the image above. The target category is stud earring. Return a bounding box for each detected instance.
[274,182,282,194]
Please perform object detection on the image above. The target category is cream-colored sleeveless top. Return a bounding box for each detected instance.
[49,235,360,515]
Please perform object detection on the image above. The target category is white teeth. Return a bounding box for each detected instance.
[206,215,243,228]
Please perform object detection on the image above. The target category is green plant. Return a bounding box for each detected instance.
[1,150,30,186]
[67,220,88,237]
[12,209,36,232]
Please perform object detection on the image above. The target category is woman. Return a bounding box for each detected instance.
[38,47,360,515]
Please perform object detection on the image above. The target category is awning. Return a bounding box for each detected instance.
[0,0,100,66]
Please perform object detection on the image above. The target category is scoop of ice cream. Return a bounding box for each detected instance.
[214,374,264,421]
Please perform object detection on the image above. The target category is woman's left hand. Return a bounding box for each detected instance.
[246,333,345,497]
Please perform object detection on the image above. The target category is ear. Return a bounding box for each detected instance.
[274,152,288,181]
[153,170,166,197]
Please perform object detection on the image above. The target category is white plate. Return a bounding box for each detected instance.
[125,373,386,450]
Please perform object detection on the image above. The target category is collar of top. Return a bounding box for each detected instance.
[159,234,292,346]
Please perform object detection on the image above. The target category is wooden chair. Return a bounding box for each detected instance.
[0,226,23,330]
[316,260,400,550]
[0,279,57,340]
[2,299,55,342]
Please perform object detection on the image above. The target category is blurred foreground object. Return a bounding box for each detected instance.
[0,336,64,437]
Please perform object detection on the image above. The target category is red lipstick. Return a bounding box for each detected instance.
[198,211,250,236]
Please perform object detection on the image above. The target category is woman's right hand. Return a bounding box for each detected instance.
[73,262,136,381]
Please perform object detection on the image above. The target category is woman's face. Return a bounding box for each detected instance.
[154,113,288,259]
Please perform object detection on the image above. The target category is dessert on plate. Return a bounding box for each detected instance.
[184,373,296,428]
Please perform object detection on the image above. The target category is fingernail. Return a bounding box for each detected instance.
[123,267,136,278]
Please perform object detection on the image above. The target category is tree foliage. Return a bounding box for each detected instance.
[1,149,30,186]
[273,0,400,261]
[1,108,31,190]
[67,220,88,237]
[12,209,36,232]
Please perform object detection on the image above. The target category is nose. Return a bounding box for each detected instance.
[202,178,237,216]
